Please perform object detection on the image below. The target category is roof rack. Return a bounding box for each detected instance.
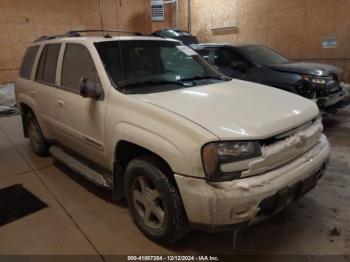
[33,29,144,43]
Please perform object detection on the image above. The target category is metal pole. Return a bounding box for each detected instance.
[175,0,179,29]
[187,0,191,32]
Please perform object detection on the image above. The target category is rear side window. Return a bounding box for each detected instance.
[36,44,61,84]
[19,46,39,79]
[61,44,100,92]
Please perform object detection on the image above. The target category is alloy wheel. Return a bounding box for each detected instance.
[131,176,165,229]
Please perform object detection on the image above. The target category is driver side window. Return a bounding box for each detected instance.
[214,48,243,67]
[213,48,247,78]
[61,44,101,93]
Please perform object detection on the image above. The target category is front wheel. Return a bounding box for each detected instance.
[124,155,190,244]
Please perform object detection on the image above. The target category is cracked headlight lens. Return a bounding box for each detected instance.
[201,141,261,182]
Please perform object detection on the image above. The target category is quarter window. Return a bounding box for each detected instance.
[61,44,100,92]
[19,46,39,79]
[36,44,60,84]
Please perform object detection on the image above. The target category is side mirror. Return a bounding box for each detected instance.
[80,78,101,99]
[230,61,248,71]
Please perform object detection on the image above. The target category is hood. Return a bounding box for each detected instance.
[133,80,319,140]
[269,62,342,77]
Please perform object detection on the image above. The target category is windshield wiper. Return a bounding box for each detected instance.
[180,75,229,82]
[124,79,186,88]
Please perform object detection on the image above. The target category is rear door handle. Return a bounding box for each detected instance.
[30,91,36,98]
[56,100,65,108]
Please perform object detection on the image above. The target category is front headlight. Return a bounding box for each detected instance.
[302,75,333,87]
[201,141,261,182]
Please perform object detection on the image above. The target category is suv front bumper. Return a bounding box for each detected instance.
[317,90,345,109]
[174,135,330,231]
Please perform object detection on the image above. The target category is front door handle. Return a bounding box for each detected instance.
[56,100,65,108]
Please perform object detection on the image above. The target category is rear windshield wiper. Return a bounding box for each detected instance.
[124,79,186,88]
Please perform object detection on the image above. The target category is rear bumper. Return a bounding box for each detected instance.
[175,134,330,231]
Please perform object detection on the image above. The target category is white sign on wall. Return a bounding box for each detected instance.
[322,37,337,49]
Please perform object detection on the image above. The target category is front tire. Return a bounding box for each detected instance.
[124,155,190,244]
[26,113,49,156]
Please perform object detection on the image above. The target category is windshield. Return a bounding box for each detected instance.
[94,40,224,93]
[239,45,289,66]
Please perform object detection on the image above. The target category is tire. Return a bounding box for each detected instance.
[26,112,49,156]
[124,155,190,244]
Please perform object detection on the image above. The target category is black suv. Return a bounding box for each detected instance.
[192,43,346,113]
[151,29,199,46]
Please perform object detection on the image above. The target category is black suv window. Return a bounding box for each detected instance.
[214,48,242,67]
[61,44,100,92]
[196,49,210,62]
[20,46,39,79]
[213,48,247,78]
[36,44,61,84]
[238,45,289,66]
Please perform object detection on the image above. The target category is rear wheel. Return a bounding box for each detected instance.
[26,113,49,156]
[124,155,190,244]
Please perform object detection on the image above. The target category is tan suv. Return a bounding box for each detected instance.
[16,31,330,244]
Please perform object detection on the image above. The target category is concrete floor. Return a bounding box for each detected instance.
[0,108,349,257]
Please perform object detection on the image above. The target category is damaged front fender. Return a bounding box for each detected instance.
[174,135,330,228]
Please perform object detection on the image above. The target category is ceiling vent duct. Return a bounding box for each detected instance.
[151,0,165,22]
